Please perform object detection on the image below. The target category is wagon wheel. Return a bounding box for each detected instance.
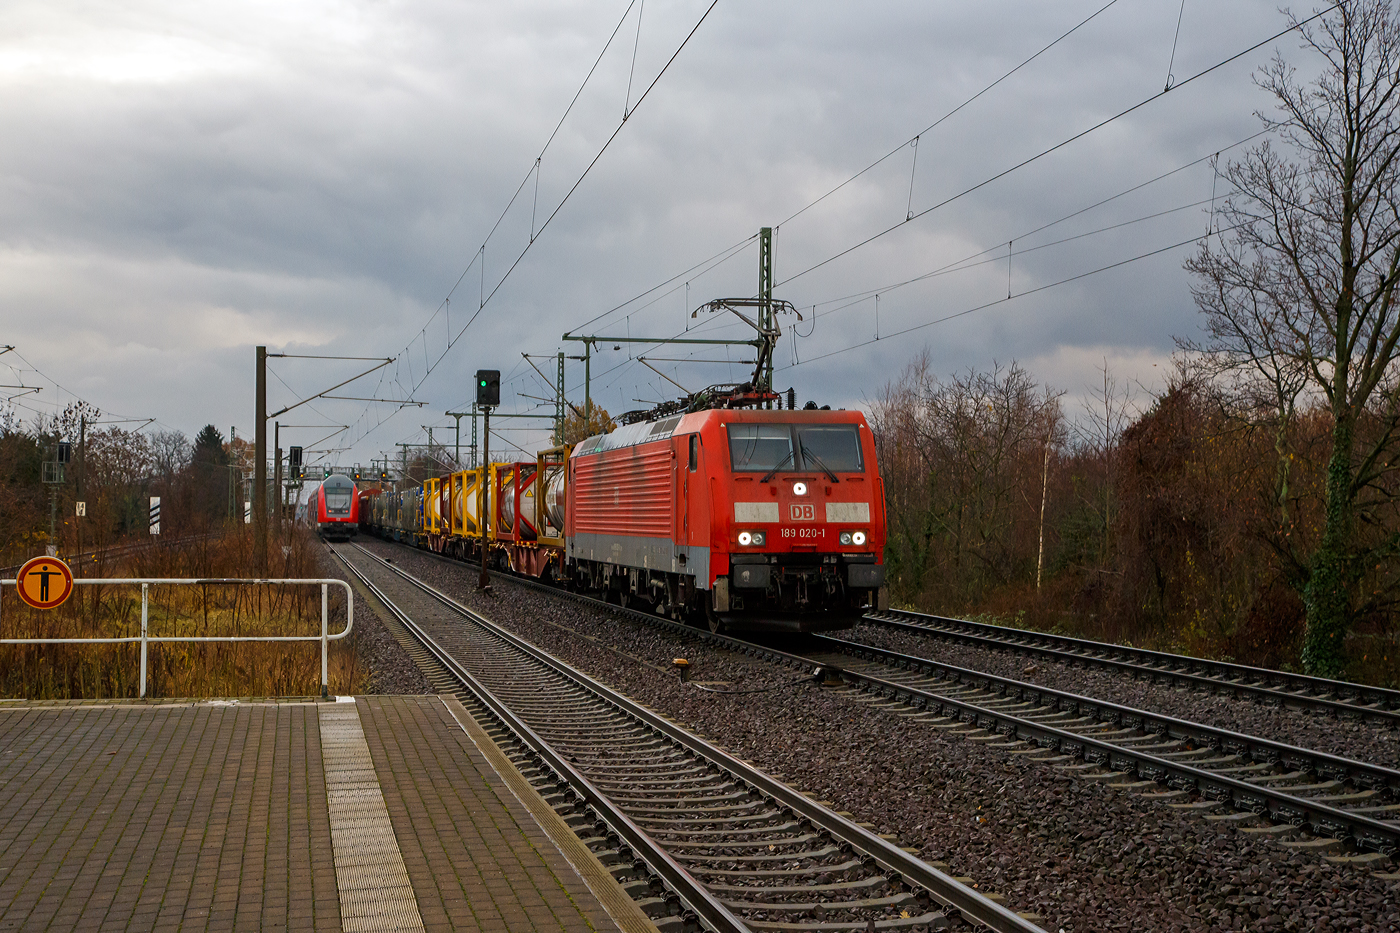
[705,604,725,634]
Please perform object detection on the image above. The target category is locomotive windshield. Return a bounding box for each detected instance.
[796,424,863,473]
[728,424,794,472]
[323,476,354,514]
[727,423,864,473]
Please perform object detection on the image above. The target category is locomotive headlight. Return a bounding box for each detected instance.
[852,530,867,546]
[738,531,753,546]
[752,531,765,546]
[839,531,853,545]
[792,481,808,496]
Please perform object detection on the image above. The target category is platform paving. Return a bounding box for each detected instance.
[0,696,659,933]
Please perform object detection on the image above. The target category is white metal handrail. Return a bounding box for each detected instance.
[0,578,354,698]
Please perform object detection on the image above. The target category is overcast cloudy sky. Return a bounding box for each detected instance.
[1,0,1319,468]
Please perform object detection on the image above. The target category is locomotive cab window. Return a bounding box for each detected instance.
[688,434,698,472]
[728,424,794,472]
[324,476,354,513]
[796,424,863,473]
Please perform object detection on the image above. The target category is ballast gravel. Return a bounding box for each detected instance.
[354,538,1400,933]
[318,549,433,696]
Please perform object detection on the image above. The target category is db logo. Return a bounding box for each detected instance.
[790,504,815,521]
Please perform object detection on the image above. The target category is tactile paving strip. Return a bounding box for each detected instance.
[320,701,427,933]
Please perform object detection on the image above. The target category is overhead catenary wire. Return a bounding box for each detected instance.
[556,1,1130,354]
[775,0,1125,230]
[415,0,720,385]
[555,4,1299,411]
[812,191,1234,321]
[380,4,1330,445]
[775,1,1343,289]
[559,0,1128,358]
[568,138,1260,405]
[777,222,1248,373]
[346,1,721,451]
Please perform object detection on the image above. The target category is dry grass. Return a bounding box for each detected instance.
[0,525,368,699]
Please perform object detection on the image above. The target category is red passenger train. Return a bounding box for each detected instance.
[309,474,360,540]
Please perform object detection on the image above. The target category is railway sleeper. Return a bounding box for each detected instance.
[623,801,775,819]
[704,875,891,896]
[590,776,725,791]
[661,835,819,853]
[719,893,919,914]
[694,859,868,879]
[632,809,789,827]
[606,789,753,805]
[679,845,843,864]
[741,912,948,932]
[646,822,804,840]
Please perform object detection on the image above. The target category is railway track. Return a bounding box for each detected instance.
[330,542,1045,933]
[0,532,222,577]
[806,636,1400,861]
[359,538,1400,865]
[863,607,1400,726]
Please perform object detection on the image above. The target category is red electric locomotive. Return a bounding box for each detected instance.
[358,288,886,633]
[310,473,360,540]
[565,406,887,632]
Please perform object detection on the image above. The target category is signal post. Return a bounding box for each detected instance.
[475,369,499,590]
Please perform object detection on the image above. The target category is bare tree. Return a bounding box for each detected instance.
[1073,360,1135,569]
[871,355,1063,607]
[1185,0,1400,675]
[149,429,190,485]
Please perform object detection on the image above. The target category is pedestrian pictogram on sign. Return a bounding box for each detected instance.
[76,501,86,517]
[15,556,74,609]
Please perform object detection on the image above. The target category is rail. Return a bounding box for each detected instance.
[0,578,354,698]
[344,542,1048,933]
[867,607,1400,719]
[392,541,1400,855]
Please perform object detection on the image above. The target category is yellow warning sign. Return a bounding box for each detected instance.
[15,556,74,610]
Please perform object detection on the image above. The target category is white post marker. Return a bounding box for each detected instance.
[75,501,86,517]
[244,500,252,524]
[149,496,160,535]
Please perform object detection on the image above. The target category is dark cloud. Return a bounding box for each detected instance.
[0,0,1295,459]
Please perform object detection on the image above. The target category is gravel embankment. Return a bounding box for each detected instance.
[839,623,1400,772]
[317,547,433,695]
[358,537,1400,933]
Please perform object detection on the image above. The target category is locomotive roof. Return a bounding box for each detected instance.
[574,407,866,457]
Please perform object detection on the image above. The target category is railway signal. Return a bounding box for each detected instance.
[476,370,500,407]
[475,368,498,590]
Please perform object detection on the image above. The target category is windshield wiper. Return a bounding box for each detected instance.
[800,444,839,483]
[760,449,795,483]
